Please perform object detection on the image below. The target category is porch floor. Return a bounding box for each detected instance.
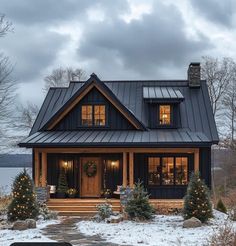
[47,199,183,216]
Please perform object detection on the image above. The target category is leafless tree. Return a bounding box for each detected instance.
[14,102,39,131]
[222,64,236,145]
[201,56,234,118]
[43,67,86,93]
[0,15,15,152]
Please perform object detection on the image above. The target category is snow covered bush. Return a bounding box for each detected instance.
[183,172,213,223]
[207,222,236,246]
[7,169,39,221]
[96,202,113,220]
[38,203,58,220]
[125,180,155,221]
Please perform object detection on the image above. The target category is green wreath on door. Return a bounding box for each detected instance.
[83,161,97,177]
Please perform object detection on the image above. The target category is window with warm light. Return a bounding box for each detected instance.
[81,104,106,127]
[94,105,106,126]
[175,157,188,185]
[81,105,93,126]
[148,157,161,185]
[148,156,188,186]
[159,105,171,125]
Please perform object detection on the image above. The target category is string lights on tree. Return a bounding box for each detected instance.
[7,169,39,221]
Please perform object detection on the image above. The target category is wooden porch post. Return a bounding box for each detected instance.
[34,149,40,187]
[194,149,199,172]
[41,152,47,187]
[123,152,127,187]
[129,152,134,188]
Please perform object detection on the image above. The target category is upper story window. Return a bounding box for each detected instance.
[159,105,171,126]
[81,105,106,127]
[94,105,106,126]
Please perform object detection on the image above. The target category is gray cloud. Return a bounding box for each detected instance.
[1,24,69,83]
[1,0,129,25]
[190,0,234,27]
[78,3,213,79]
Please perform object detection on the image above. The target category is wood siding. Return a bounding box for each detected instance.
[199,147,211,188]
[54,87,135,130]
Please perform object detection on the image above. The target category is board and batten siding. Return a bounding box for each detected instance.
[54,87,135,130]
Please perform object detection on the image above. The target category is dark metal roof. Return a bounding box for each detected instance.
[0,154,32,167]
[22,77,219,147]
[19,129,211,148]
[143,87,184,100]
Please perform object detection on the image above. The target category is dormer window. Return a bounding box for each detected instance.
[159,105,171,125]
[81,104,106,127]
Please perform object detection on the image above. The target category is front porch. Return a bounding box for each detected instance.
[33,147,202,200]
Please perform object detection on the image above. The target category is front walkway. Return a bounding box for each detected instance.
[42,217,121,246]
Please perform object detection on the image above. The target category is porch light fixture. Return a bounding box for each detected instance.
[111,160,119,167]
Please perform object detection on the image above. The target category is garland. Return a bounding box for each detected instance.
[83,161,97,177]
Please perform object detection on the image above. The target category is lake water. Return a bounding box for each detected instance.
[0,168,32,195]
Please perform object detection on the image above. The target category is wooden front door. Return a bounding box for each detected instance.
[80,157,101,197]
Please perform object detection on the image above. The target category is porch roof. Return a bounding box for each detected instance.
[19,129,211,148]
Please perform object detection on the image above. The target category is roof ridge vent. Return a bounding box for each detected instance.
[188,62,201,88]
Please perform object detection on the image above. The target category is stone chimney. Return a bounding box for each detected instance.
[188,62,201,87]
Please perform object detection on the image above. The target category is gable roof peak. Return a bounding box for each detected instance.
[90,72,98,79]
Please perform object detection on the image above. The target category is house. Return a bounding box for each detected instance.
[19,63,219,200]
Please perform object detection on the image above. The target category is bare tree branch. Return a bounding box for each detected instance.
[0,14,13,37]
[43,67,87,93]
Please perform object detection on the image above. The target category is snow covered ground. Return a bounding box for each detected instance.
[0,219,57,246]
[77,210,236,246]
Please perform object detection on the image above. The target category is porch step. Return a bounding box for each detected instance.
[47,205,121,212]
[47,199,121,216]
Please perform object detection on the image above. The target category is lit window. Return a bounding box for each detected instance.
[81,105,106,127]
[94,105,106,126]
[159,105,171,125]
[148,156,188,186]
[148,157,161,185]
[81,105,93,126]
[162,157,174,185]
[175,157,188,185]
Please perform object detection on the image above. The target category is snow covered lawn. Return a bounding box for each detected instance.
[0,219,57,246]
[77,210,236,246]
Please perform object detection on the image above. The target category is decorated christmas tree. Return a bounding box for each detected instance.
[183,172,213,223]
[125,180,155,221]
[8,169,39,221]
[57,167,69,194]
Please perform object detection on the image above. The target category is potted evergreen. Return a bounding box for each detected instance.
[66,188,77,198]
[57,167,69,198]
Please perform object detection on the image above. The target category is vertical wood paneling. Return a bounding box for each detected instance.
[54,87,135,130]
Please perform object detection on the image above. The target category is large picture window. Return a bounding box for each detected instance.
[81,104,106,127]
[148,156,188,186]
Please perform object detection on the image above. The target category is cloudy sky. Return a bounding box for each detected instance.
[1,0,235,106]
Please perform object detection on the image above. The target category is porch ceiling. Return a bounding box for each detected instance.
[19,129,210,148]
